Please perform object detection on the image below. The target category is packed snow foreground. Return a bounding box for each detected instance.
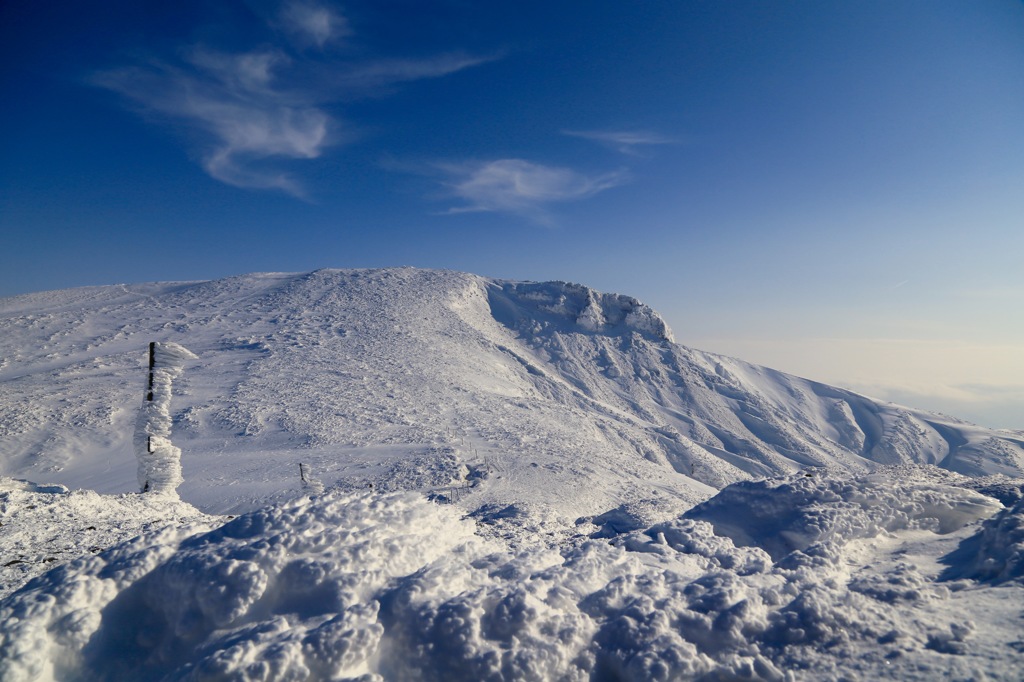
[2,468,1024,681]
[2,268,1024,680]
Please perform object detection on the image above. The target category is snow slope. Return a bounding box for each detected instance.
[1,269,1021,518]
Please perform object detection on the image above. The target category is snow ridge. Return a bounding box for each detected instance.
[489,280,674,341]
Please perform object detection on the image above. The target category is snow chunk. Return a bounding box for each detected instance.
[941,497,1024,584]
[685,467,1002,560]
[0,491,483,681]
[630,519,773,576]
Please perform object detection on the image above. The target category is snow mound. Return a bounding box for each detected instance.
[684,466,1002,560]
[619,517,773,576]
[586,497,694,538]
[0,492,484,681]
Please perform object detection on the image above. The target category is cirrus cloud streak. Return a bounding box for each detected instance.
[563,129,680,156]
[91,1,490,197]
[436,159,627,225]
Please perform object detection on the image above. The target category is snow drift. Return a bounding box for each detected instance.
[2,469,1022,681]
[941,495,1024,584]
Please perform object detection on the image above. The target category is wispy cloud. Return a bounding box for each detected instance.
[563,129,679,156]
[434,158,626,225]
[279,1,350,48]
[91,1,490,197]
[94,49,329,197]
[333,53,498,92]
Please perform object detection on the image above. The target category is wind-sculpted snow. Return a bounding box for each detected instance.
[0,492,480,681]
[3,470,1023,681]
[488,280,675,342]
[941,495,1024,584]
[4,269,1024,679]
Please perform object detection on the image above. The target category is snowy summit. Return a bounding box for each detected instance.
[1,268,1023,680]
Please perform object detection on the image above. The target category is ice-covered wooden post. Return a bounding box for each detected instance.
[134,341,197,495]
[299,462,324,494]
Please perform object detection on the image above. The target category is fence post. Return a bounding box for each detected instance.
[146,341,156,402]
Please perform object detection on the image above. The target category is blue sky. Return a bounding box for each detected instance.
[2,1,1023,427]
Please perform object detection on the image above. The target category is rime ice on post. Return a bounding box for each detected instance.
[134,342,197,495]
[299,463,325,494]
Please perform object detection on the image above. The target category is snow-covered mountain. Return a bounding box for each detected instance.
[1,268,1021,517]
[3,268,1024,681]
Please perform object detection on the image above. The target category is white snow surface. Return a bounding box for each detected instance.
[2,268,1024,680]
